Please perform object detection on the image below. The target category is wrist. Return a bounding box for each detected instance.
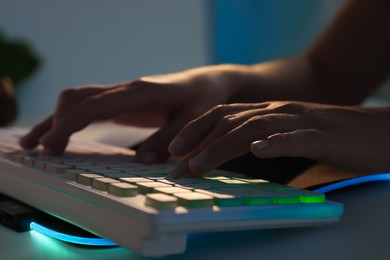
[185,64,255,103]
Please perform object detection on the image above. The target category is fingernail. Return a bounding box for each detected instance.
[252,140,270,150]
[169,163,187,179]
[141,151,159,164]
[189,150,209,168]
[168,136,186,155]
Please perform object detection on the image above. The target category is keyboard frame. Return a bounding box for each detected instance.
[0,156,342,257]
[0,128,343,256]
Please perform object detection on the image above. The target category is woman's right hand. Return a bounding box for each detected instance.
[19,67,235,163]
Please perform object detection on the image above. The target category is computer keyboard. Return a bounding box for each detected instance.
[0,127,343,256]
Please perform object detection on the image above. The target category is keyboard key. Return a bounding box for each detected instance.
[232,178,269,184]
[293,190,326,203]
[77,173,103,186]
[154,187,192,195]
[176,182,216,190]
[271,191,300,204]
[33,159,49,170]
[120,177,154,184]
[108,183,138,197]
[145,193,178,209]
[137,182,173,194]
[64,169,89,180]
[203,176,230,180]
[92,178,120,191]
[102,172,133,179]
[45,163,70,174]
[221,188,274,205]
[22,156,35,166]
[90,169,123,175]
[174,192,214,208]
[217,179,249,185]
[195,189,244,207]
[161,178,203,185]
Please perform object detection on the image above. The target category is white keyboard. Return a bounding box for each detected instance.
[0,128,343,257]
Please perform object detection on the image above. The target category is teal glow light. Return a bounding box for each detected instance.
[29,222,117,247]
[314,173,390,194]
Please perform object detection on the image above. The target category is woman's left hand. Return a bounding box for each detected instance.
[168,101,390,178]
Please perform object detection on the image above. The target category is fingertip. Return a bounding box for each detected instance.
[169,163,187,179]
[19,116,54,150]
[250,139,271,157]
[19,133,39,150]
[38,132,68,156]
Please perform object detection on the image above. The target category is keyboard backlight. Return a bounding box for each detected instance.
[29,222,117,247]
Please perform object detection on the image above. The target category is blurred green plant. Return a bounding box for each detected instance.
[0,30,40,126]
[0,30,40,87]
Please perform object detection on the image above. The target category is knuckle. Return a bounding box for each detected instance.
[216,115,237,130]
[245,115,267,128]
[78,95,103,118]
[275,101,305,114]
[210,104,227,114]
[58,88,79,104]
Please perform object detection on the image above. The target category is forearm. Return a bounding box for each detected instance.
[200,0,390,105]
[223,57,346,105]
[188,57,369,106]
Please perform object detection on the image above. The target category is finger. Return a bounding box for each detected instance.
[19,116,53,149]
[40,82,179,153]
[135,105,209,164]
[168,103,269,156]
[53,85,111,123]
[19,86,111,152]
[184,114,311,177]
[250,129,325,159]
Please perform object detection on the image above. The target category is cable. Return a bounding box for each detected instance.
[314,173,390,194]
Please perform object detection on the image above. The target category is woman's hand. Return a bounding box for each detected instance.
[168,101,390,178]
[19,68,235,163]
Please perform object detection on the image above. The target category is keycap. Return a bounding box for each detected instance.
[292,189,326,203]
[45,163,70,174]
[64,169,89,180]
[145,193,178,209]
[271,191,300,204]
[217,179,249,185]
[101,172,131,179]
[120,177,154,184]
[22,156,34,166]
[221,188,274,205]
[203,176,230,180]
[90,169,123,175]
[137,182,172,194]
[77,174,103,186]
[108,183,138,197]
[33,159,49,170]
[92,178,120,191]
[154,186,192,195]
[174,192,214,208]
[232,178,269,184]
[195,189,244,207]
